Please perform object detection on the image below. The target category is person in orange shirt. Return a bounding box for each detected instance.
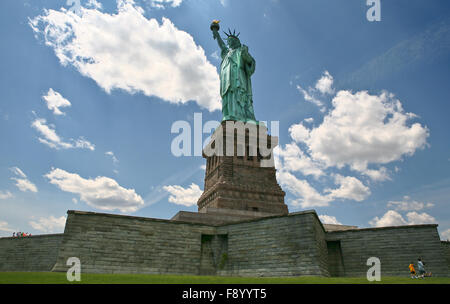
[409,262,417,278]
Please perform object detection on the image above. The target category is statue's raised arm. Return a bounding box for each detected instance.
[210,20,258,124]
[211,20,227,56]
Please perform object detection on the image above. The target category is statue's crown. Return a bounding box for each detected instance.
[224,28,240,39]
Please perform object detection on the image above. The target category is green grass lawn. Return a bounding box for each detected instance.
[0,272,449,284]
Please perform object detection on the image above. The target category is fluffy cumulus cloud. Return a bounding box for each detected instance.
[29,0,221,112]
[277,143,324,179]
[163,183,202,207]
[369,210,407,227]
[45,168,144,213]
[303,90,429,175]
[405,211,437,225]
[29,215,67,233]
[369,210,436,227]
[278,71,429,209]
[325,174,371,202]
[319,215,342,225]
[277,171,331,208]
[31,118,95,150]
[387,196,434,211]
[277,171,370,208]
[9,167,38,193]
[315,70,334,95]
[42,88,71,115]
[289,123,311,144]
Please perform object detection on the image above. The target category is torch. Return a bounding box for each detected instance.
[210,20,220,39]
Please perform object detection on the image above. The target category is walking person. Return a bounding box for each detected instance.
[417,258,426,278]
[408,262,417,278]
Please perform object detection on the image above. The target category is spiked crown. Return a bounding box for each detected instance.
[223,28,240,40]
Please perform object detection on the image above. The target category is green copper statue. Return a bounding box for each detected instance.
[211,20,258,124]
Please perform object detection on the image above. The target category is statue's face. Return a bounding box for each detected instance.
[227,37,241,49]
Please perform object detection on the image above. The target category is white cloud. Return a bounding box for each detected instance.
[279,72,429,210]
[277,169,369,208]
[296,90,429,177]
[105,151,119,164]
[211,50,220,61]
[325,174,370,202]
[369,210,436,227]
[73,137,95,150]
[362,167,391,182]
[42,88,71,115]
[31,118,95,150]
[277,143,324,179]
[86,0,103,9]
[405,211,436,225]
[387,196,434,211]
[163,183,202,207]
[369,210,407,227]
[29,1,221,112]
[32,118,68,148]
[11,178,38,193]
[289,123,310,143]
[441,229,450,241]
[29,215,67,233]
[277,171,331,208]
[319,214,342,225]
[45,168,144,213]
[10,167,38,193]
[147,0,183,9]
[295,70,334,112]
[0,191,13,199]
[0,221,15,233]
[10,167,27,178]
[296,85,325,112]
[315,70,334,95]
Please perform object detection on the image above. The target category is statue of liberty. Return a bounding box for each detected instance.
[210,21,258,124]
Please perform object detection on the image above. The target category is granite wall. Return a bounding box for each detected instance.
[0,234,64,271]
[216,211,330,277]
[326,225,449,277]
[1,210,448,277]
[51,210,329,277]
[442,241,450,274]
[51,210,215,274]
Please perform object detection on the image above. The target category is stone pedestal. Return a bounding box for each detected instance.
[197,121,288,216]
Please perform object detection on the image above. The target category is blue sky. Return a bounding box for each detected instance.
[0,0,449,239]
